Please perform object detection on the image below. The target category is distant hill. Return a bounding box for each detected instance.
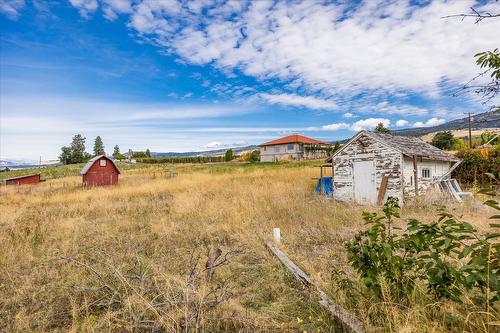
[153,145,259,158]
[152,111,500,157]
[393,110,500,137]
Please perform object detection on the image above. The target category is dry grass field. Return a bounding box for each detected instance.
[0,161,497,332]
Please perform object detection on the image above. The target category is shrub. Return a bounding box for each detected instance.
[431,131,454,150]
[250,150,260,162]
[346,193,499,305]
[454,146,500,184]
[451,138,467,151]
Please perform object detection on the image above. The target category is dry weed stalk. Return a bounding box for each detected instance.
[60,246,242,332]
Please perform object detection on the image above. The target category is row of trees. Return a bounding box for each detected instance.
[138,156,225,164]
[59,134,150,164]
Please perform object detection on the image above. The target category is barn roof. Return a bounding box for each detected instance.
[3,174,40,181]
[80,155,121,175]
[259,134,330,146]
[327,131,459,162]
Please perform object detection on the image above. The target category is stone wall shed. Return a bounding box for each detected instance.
[326,131,459,204]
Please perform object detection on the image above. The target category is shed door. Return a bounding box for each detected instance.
[353,160,376,204]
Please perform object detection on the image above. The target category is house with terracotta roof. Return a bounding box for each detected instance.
[259,134,331,162]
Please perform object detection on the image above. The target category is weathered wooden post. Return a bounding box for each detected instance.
[412,155,418,196]
[273,228,281,243]
[320,165,324,194]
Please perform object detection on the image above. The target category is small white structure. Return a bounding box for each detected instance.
[259,134,331,162]
[327,131,460,204]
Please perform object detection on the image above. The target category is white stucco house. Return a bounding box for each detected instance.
[326,130,460,204]
[259,134,332,162]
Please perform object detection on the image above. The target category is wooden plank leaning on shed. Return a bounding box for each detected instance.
[376,176,389,205]
[266,242,365,333]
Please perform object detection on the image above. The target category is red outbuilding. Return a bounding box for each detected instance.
[80,155,120,187]
[4,174,42,185]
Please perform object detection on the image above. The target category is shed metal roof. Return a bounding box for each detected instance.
[327,130,459,162]
[80,155,121,175]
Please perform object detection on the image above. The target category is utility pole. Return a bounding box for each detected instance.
[467,112,472,149]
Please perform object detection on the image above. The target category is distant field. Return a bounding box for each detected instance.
[419,127,499,142]
[0,160,495,332]
[0,159,321,181]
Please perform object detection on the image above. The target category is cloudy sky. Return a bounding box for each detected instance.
[1,0,499,160]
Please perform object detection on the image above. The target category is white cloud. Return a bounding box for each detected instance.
[259,93,337,110]
[413,117,446,128]
[69,0,99,18]
[357,101,429,116]
[0,94,260,158]
[201,139,248,149]
[102,0,132,20]
[66,0,499,101]
[0,0,25,19]
[350,118,390,131]
[396,119,409,127]
[202,141,226,149]
[321,123,349,131]
[343,112,354,118]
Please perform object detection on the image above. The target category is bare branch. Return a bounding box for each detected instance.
[442,7,500,24]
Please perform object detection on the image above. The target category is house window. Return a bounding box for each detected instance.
[421,168,431,179]
[99,159,107,167]
[274,146,280,153]
[264,146,267,151]
[287,144,294,150]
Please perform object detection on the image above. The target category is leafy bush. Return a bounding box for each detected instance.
[431,131,454,150]
[346,193,499,305]
[451,137,467,151]
[454,146,500,184]
[240,150,260,162]
[250,150,260,162]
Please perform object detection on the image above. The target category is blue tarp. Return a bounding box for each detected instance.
[314,177,333,196]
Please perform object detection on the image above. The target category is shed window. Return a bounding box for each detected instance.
[274,146,280,153]
[421,168,431,179]
[99,159,107,167]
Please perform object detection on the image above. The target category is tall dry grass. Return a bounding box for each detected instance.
[0,162,496,332]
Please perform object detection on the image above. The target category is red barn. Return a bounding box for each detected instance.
[4,174,42,185]
[80,155,120,187]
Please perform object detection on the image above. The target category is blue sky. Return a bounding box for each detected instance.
[1,0,499,160]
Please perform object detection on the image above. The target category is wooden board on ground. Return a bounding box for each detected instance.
[266,241,365,333]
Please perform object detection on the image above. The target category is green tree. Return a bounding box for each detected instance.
[451,138,467,151]
[332,141,341,153]
[250,150,260,162]
[145,149,151,158]
[113,145,120,157]
[93,136,105,156]
[70,134,87,163]
[431,131,454,150]
[59,146,72,164]
[133,151,147,158]
[481,132,499,145]
[374,122,390,134]
[225,149,233,162]
[473,48,500,104]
